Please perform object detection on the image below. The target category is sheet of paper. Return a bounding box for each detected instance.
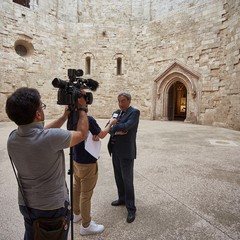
[84,131,101,159]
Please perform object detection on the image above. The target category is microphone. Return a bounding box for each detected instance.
[112,109,121,119]
[81,79,99,91]
[105,110,121,127]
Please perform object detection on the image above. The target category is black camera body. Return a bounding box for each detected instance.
[52,69,99,107]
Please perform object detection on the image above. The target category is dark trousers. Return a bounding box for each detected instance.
[112,149,136,213]
[19,201,70,240]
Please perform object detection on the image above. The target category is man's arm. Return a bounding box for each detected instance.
[97,118,118,139]
[46,91,89,146]
[110,109,140,134]
[69,109,89,147]
[44,106,69,129]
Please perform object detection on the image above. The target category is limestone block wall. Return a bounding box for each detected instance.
[0,1,78,120]
[0,0,239,130]
[130,0,240,129]
[0,0,137,121]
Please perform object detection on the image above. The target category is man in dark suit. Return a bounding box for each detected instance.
[108,92,140,223]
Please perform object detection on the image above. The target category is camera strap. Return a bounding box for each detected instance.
[8,131,70,227]
[9,152,33,224]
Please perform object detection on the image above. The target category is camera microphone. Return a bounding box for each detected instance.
[81,79,99,91]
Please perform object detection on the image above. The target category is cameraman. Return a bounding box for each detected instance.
[5,87,89,240]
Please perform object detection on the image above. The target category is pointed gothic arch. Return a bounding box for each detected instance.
[152,61,201,123]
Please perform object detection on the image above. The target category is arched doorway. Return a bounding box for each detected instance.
[152,61,200,124]
[168,81,187,121]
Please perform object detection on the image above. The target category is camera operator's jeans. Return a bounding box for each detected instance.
[73,161,98,228]
[19,201,70,240]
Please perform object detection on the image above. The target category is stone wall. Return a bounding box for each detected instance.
[0,0,239,130]
[130,0,240,130]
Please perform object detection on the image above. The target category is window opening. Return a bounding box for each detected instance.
[117,57,122,75]
[14,39,34,57]
[85,57,91,75]
[13,0,30,8]
[15,45,28,56]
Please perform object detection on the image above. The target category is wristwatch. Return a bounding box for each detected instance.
[77,107,88,113]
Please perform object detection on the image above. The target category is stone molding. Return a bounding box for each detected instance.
[152,60,200,123]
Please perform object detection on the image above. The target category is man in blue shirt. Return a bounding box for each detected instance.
[72,111,117,236]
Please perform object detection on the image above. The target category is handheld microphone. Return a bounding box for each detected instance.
[112,110,121,119]
[105,110,121,127]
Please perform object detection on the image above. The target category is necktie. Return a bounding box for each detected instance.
[118,111,125,120]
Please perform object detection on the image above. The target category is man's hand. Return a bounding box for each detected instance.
[92,135,100,141]
[63,106,70,118]
[76,89,87,108]
[44,106,70,129]
[109,117,118,126]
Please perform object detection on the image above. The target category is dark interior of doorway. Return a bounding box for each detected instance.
[168,81,187,121]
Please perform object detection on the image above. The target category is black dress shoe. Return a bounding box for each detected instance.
[111,200,125,206]
[127,212,135,223]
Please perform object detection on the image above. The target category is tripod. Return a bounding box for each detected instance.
[66,107,77,240]
[68,146,74,240]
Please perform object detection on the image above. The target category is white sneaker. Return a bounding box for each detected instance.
[80,220,105,235]
[73,214,82,223]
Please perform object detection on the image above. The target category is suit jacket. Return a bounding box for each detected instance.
[108,106,140,159]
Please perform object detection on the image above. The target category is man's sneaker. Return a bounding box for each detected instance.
[73,214,82,223]
[80,220,105,235]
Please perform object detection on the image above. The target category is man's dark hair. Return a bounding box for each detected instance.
[5,87,41,125]
[118,92,131,101]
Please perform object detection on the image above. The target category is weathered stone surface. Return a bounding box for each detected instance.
[0,0,239,130]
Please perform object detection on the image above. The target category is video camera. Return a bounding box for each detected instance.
[52,69,99,107]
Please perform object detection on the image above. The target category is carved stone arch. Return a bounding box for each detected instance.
[158,72,194,96]
[152,61,200,123]
[113,53,125,59]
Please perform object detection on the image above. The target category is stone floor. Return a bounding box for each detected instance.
[0,119,240,240]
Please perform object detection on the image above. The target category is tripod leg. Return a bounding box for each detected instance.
[68,147,74,240]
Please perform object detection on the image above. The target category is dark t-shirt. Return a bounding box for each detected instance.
[73,113,101,164]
